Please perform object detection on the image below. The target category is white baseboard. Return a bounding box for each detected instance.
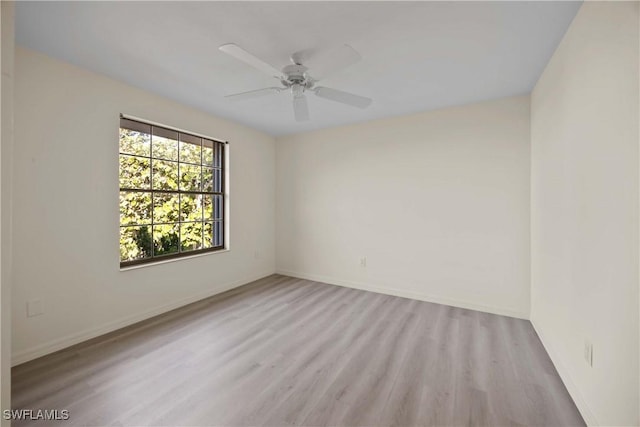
[11,270,275,366]
[276,269,529,320]
[531,319,598,426]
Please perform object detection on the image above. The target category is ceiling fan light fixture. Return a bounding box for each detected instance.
[291,83,304,97]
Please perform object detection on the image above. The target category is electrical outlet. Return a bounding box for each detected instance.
[359,257,367,267]
[27,299,44,318]
[254,250,261,260]
[584,340,593,367]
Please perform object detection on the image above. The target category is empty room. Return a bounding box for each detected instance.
[0,1,638,426]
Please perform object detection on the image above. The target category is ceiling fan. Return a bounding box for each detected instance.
[219,43,372,122]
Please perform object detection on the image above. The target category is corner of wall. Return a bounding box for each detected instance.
[0,1,15,423]
[530,317,598,426]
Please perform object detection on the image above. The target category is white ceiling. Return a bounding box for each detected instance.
[16,1,581,136]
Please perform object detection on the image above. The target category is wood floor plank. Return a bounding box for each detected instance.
[11,275,585,427]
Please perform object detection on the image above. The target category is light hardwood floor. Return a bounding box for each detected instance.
[12,275,585,426]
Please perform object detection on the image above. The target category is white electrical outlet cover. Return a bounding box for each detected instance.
[27,299,44,317]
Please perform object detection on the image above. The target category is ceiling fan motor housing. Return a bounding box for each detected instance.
[282,64,314,91]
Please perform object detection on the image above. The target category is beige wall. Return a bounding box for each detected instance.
[1,1,14,423]
[531,2,639,425]
[11,47,277,364]
[276,95,531,318]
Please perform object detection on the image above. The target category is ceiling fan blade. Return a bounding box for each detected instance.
[293,95,310,122]
[304,45,361,80]
[219,44,282,78]
[314,87,372,109]
[225,87,282,101]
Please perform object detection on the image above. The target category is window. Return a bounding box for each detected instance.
[119,117,226,267]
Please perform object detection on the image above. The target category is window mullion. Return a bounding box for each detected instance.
[150,128,155,258]
[178,134,182,253]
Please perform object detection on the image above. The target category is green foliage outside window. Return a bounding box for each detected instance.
[119,119,224,265]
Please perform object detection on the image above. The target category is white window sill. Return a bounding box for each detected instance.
[119,248,230,272]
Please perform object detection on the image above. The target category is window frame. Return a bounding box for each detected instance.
[119,114,228,268]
